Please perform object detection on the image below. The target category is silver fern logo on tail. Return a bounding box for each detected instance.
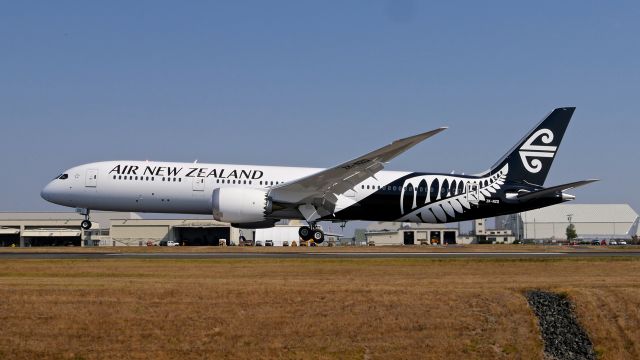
[519,129,557,173]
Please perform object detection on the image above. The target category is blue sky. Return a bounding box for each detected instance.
[1,1,639,224]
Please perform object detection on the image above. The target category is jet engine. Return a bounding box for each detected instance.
[212,188,272,224]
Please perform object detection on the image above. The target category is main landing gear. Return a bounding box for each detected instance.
[298,224,324,244]
[79,208,92,230]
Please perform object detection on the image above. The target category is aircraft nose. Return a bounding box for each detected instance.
[41,181,60,203]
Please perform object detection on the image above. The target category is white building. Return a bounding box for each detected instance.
[0,211,140,247]
[456,218,516,244]
[365,222,459,245]
[0,212,246,247]
[519,204,639,241]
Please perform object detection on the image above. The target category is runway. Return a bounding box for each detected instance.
[2,251,640,260]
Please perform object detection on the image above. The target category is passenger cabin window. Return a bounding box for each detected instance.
[58,174,68,180]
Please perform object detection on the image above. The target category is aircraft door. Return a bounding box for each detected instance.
[85,169,98,187]
[467,182,479,206]
[192,178,205,191]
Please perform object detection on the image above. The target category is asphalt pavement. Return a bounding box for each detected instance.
[1,251,639,260]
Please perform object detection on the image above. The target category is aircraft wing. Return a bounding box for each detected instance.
[517,179,599,202]
[268,127,447,219]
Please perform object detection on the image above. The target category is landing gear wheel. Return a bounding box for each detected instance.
[311,229,324,244]
[299,226,312,241]
[81,220,92,230]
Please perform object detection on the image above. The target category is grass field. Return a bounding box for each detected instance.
[0,257,639,359]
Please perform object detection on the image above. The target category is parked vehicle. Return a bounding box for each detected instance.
[265,240,274,246]
[609,240,618,245]
[591,240,600,246]
[167,240,180,247]
[618,240,628,245]
[255,240,263,246]
[282,241,289,246]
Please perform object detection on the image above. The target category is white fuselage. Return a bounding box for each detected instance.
[41,160,409,216]
[40,108,586,227]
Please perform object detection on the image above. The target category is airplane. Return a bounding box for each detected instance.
[41,107,597,243]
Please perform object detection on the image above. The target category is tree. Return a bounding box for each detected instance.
[566,223,578,242]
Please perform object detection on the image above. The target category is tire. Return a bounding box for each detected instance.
[298,226,312,241]
[312,229,324,244]
[81,220,92,230]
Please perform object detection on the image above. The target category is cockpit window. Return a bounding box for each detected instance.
[58,174,68,180]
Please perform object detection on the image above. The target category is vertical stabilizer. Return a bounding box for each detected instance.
[481,107,575,186]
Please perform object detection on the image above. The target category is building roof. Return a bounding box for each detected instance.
[0,211,142,229]
[521,204,638,224]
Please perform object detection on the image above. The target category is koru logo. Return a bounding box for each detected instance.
[519,129,557,173]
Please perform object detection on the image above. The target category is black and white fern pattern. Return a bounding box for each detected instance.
[397,164,509,223]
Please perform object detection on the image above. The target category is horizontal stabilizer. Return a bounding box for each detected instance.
[517,179,599,202]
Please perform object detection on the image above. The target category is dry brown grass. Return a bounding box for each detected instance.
[0,257,638,359]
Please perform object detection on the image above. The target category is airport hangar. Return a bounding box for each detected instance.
[0,204,638,247]
[498,204,640,242]
[0,212,250,247]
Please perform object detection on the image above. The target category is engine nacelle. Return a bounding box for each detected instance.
[212,188,272,224]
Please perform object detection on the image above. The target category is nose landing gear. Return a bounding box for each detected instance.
[81,220,92,230]
[298,223,324,244]
[78,208,92,230]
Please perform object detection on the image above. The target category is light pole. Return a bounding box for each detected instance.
[516,213,520,243]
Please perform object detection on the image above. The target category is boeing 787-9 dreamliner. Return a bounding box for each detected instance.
[42,107,596,243]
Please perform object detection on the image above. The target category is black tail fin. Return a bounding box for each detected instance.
[481,107,575,186]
